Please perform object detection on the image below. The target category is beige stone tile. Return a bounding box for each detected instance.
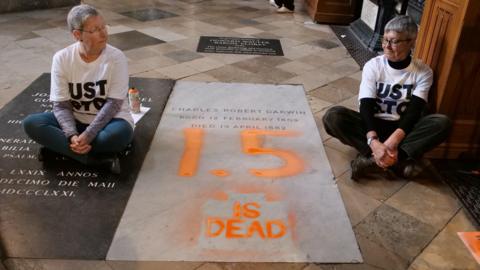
[354,233,409,270]
[409,209,479,270]
[302,263,382,270]
[147,43,183,54]
[323,137,358,158]
[337,172,408,202]
[337,180,382,226]
[138,26,188,42]
[180,72,219,82]
[221,262,306,270]
[184,57,225,72]
[108,261,202,270]
[337,95,360,111]
[307,96,332,114]
[156,63,199,79]
[276,60,317,75]
[128,56,177,75]
[107,25,134,35]
[124,47,160,61]
[233,26,264,35]
[314,109,332,142]
[132,70,168,79]
[324,145,353,178]
[4,259,113,270]
[205,65,264,83]
[310,84,357,104]
[386,181,461,230]
[283,69,333,92]
[196,263,224,270]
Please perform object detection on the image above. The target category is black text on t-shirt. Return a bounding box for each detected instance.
[68,80,107,112]
[375,82,414,115]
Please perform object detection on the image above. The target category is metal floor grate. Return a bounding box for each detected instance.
[330,25,378,68]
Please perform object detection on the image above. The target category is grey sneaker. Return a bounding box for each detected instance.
[351,155,375,180]
[277,6,294,13]
[269,0,279,8]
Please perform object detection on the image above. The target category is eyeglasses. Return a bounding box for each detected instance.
[79,25,108,34]
[381,38,411,47]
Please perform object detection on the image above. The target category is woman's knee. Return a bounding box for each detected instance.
[428,114,452,133]
[23,113,49,136]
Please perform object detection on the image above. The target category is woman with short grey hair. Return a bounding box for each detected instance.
[23,4,134,174]
[323,15,451,180]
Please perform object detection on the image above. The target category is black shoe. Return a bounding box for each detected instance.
[392,159,422,179]
[351,154,375,180]
[109,157,121,174]
[89,155,121,174]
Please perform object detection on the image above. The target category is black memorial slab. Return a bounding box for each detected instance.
[0,73,174,259]
[121,8,178,22]
[197,36,284,56]
[108,31,165,52]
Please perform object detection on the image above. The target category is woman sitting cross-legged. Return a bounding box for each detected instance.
[23,4,133,174]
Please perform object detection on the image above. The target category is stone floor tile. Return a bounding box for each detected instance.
[205,65,264,83]
[147,42,182,54]
[306,263,383,270]
[220,262,307,270]
[276,60,317,75]
[355,204,437,262]
[164,49,204,63]
[138,26,188,42]
[354,233,409,270]
[128,55,177,75]
[385,181,461,230]
[323,137,357,157]
[337,171,408,202]
[4,259,113,270]
[155,63,199,79]
[307,96,332,114]
[324,145,354,178]
[181,72,220,82]
[107,25,134,35]
[310,84,356,104]
[196,263,224,270]
[313,109,332,142]
[336,95,359,111]
[233,26,264,35]
[283,70,330,92]
[124,47,160,61]
[184,57,225,72]
[337,179,382,226]
[107,261,202,270]
[408,209,480,270]
[131,69,168,79]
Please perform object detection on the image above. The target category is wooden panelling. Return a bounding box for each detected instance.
[303,0,360,24]
[415,0,480,158]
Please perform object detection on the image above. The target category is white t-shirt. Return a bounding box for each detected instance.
[358,55,433,121]
[50,42,133,126]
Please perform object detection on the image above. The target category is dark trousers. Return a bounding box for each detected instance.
[274,0,294,10]
[322,106,451,160]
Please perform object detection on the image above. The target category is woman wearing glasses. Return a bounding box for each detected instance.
[323,15,451,180]
[23,4,133,174]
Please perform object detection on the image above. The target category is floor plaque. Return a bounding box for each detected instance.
[0,74,174,259]
[197,36,284,56]
[107,81,362,262]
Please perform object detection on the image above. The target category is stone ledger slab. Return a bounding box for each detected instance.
[0,74,174,259]
[107,81,362,263]
[197,36,284,56]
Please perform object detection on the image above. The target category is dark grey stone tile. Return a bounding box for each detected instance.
[238,18,261,25]
[236,6,260,12]
[121,8,178,22]
[108,31,165,51]
[164,49,203,63]
[355,204,437,262]
[309,39,340,49]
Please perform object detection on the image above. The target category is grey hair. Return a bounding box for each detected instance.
[384,15,418,39]
[67,4,99,32]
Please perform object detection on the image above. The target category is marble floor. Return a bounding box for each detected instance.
[0,0,478,269]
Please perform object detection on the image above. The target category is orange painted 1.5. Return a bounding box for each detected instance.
[178,128,204,177]
[178,128,305,178]
[240,129,304,178]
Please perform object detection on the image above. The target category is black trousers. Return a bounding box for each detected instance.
[322,106,452,160]
[274,0,294,10]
